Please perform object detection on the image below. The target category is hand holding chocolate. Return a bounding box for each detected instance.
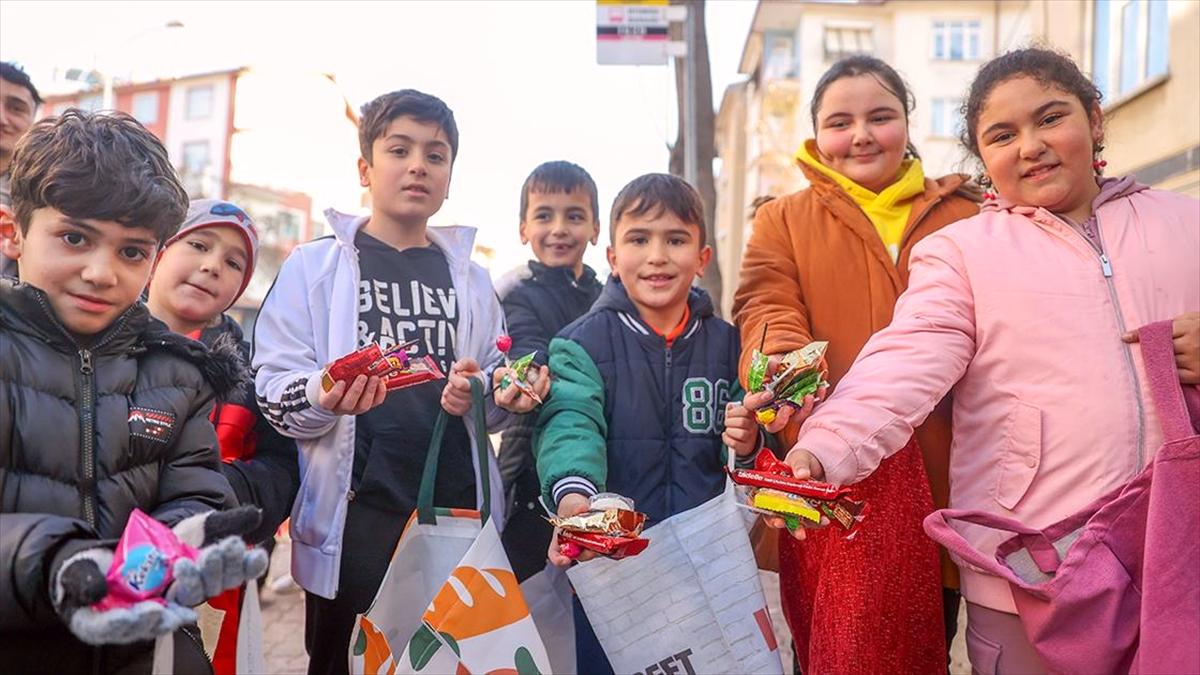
[729,451,866,533]
[321,339,445,393]
[746,338,829,426]
[548,493,650,560]
[495,334,543,404]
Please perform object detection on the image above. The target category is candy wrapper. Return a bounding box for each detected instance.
[94,509,198,611]
[321,340,445,393]
[549,493,650,560]
[746,341,829,425]
[729,452,866,534]
[496,335,543,404]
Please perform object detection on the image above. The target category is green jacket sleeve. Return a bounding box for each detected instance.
[533,337,607,508]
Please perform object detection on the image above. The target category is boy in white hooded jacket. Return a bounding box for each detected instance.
[252,89,518,675]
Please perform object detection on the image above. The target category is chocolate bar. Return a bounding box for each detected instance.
[321,340,444,393]
[558,530,649,560]
[729,451,866,533]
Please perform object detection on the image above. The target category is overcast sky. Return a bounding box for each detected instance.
[0,0,757,276]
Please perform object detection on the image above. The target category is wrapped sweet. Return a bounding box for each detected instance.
[496,335,543,404]
[746,340,829,425]
[321,340,445,393]
[94,509,199,611]
[729,452,866,534]
[549,493,650,560]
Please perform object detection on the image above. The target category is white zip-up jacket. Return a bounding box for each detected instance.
[252,208,510,599]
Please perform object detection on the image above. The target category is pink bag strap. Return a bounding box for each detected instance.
[1137,320,1196,443]
[923,509,1061,589]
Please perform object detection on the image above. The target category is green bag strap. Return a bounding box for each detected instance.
[416,377,490,525]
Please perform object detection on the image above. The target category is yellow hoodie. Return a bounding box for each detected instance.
[796,140,925,263]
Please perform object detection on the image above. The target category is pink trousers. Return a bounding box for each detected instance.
[965,603,1047,675]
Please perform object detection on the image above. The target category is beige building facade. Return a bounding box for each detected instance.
[715,0,1198,313]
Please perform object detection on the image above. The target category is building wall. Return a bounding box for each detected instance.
[165,72,234,200]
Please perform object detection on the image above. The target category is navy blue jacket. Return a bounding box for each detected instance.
[535,277,744,525]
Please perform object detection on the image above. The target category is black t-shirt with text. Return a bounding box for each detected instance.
[351,230,475,515]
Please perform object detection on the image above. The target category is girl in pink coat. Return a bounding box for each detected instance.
[762,48,1200,674]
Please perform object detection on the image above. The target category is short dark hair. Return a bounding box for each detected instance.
[609,173,706,247]
[358,89,458,164]
[0,61,42,107]
[810,55,920,160]
[519,161,599,222]
[962,47,1104,159]
[10,110,188,242]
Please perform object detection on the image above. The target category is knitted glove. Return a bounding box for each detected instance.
[53,547,197,645]
[165,506,270,607]
[51,506,268,646]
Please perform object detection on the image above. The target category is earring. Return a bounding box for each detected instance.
[978,173,996,200]
[1092,144,1107,175]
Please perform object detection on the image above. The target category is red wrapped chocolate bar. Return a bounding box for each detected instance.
[729,452,867,531]
[321,340,445,393]
[549,493,651,560]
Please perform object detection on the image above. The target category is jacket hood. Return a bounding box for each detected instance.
[322,208,480,278]
[796,139,969,203]
[593,275,715,323]
[982,174,1148,215]
[495,260,600,298]
[196,312,246,347]
[0,278,247,400]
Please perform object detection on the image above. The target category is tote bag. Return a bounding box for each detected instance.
[924,320,1200,674]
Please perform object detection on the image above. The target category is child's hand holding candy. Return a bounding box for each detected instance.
[493,364,550,413]
[547,493,598,567]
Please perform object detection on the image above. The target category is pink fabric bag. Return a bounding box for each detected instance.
[925,320,1200,674]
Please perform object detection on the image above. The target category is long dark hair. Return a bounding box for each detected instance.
[810,55,920,159]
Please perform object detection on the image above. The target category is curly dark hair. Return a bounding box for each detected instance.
[961,47,1104,159]
[810,55,920,159]
[10,110,188,242]
[358,89,458,165]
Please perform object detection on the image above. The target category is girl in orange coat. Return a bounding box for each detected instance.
[732,56,979,674]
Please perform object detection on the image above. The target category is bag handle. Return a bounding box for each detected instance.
[923,509,1062,586]
[417,377,491,525]
[1137,320,1197,444]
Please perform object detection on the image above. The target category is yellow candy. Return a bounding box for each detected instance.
[755,408,777,425]
[753,489,821,523]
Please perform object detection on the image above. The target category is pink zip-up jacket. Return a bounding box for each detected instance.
[796,177,1200,612]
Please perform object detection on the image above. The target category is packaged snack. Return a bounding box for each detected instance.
[495,335,543,404]
[94,509,199,611]
[549,493,650,560]
[729,452,866,533]
[746,339,829,425]
[321,340,445,393]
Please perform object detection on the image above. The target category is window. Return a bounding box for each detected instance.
[185,85,213,120]
[78,95,102,112]
[1093,0,1170,100]
[131,91,158,124]
[763,31,797,80]
[824,23,874,60]
[931,97,962,138]
[932,20,981,61]
[180,141,210,197]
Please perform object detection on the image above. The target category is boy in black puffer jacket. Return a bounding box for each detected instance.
[0,111,266,674]
[494,161,604,581]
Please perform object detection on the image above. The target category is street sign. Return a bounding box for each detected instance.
[597,0,672,66]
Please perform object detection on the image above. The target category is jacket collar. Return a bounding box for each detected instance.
[322,207,479,279]
[981,174,1147,219]
[594,275,713,344]
[528,260,600,288]
[0,277,148,354]
[796,140,967,208]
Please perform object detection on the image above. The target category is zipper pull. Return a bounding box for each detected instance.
[79,349,93,375]
[1100,254,1113,278]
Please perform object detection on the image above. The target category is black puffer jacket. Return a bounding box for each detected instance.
[0,278,239,671]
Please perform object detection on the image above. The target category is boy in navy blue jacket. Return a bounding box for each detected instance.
[495,161,604,581]
[534,174,763,673]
